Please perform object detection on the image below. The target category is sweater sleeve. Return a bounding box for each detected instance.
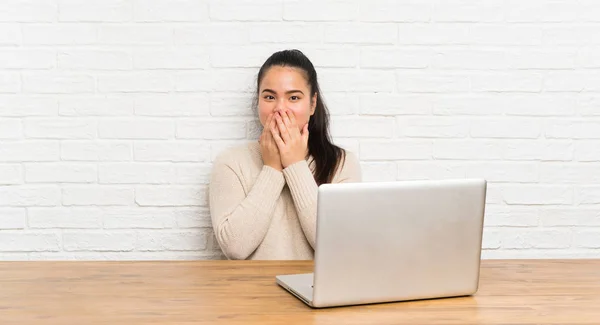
[283,150,362,249]
[209,155,285,260]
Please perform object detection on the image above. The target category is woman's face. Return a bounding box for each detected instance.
[258,66,316,129]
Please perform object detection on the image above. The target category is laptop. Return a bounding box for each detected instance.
[276,178,487,308]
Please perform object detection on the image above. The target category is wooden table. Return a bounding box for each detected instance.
[1,260,599,324]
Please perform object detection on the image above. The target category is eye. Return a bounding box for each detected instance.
[290,96,300,101]
[263,95,275,100]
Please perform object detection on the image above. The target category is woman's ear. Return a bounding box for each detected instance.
[310,93,317,116]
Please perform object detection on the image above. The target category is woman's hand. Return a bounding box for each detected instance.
[259,113,283,172]
[271,110,309,168]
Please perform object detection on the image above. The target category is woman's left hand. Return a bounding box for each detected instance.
[270,110,309,168]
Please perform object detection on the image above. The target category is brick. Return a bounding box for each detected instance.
[546,120,600,139]
[574,141,600,162]
[284,1,357,21]
[484,205,539,227]
[471,72,543,92]
[0,96,58,117]
[24,118,96,139]
[0,49,55,69]
[58,0,132,22]
[134,0,208,22]
[0,141,59,162]
[358,162,396,182]
[0,164,22,185]
[506,0,578,22]
[209,0,281,21]
[22,24,97,45]
[99,163,173,184]
[103,207,178,229]
[98,72,173,93]
[503,140,573,161]
[578,95,600,116]
[98,25,172,46]
[503,94,576,116]
[508,49,576,70]
[576,186,600,205]
[59,96,133,116]
[173,24,249,45]
[209,45,279,68]
[432,49,507,70]
[578,47,600,68]
[26,163,97,183]
[325,23,397,44]
[360,140,431,160]
[136,230,207,251]
[28,207,103,228]
[61,141,132,161]
[135,94,209,117]
[0,73,20,93]
[176,120,247,139]
[23,73,94,94]
[210,94,255,117]
[0,208,26,229]
[499,185,573,205]
[174,163,212,184]
[397,116,469,138]
[0,118,22,139]
[573,230,600,248]
[331,117,395,138]
[432,95,504,116]
[135,186,207,206]
[540,207,600,227]
[433,140,503,160]
[397,161,466,180]
[360,48,430,68]
[62,186,134,206]
[249,24,323,43]
[467,162,538,183]
[301,47,359,68]
[396,72,470,93]
[544,71,600,92]
[320,69,395,92]
[133,48,208,69]
[176,69,256,92]
[0,186,60,207]
[398,23,470,45]
[492,229,572,249]
[543,26,600,45]
[58,50,132,70]
[175,207,211,228]
[98,119,174,139]
[470,118,542,139]
[0,0,56,22]
[134,141,210,162]
[470,25,542,46]
[540,163,600,184]
[0,232,60,251]
[359,0,430,22]
[0,24,20,45]
[324,93,359,116]
[432,0,503,22]
[63,232,136,251]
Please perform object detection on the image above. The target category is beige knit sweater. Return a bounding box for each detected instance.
[208,141,362,260]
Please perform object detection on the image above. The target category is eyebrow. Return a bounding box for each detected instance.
[261,89,304,95]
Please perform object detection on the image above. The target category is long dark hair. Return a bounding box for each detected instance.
[253,49,345,185]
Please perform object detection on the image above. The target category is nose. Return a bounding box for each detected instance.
[273,99,286,113]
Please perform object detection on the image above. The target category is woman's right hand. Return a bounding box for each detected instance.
[260,113,283,172]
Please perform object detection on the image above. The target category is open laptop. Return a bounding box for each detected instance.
[276,178,487,308]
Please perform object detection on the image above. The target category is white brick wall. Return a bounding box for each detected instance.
[1,0,599,260]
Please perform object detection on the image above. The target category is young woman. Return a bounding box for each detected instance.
[209,49,362,260]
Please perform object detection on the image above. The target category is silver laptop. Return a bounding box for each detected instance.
[276,178,487,308]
